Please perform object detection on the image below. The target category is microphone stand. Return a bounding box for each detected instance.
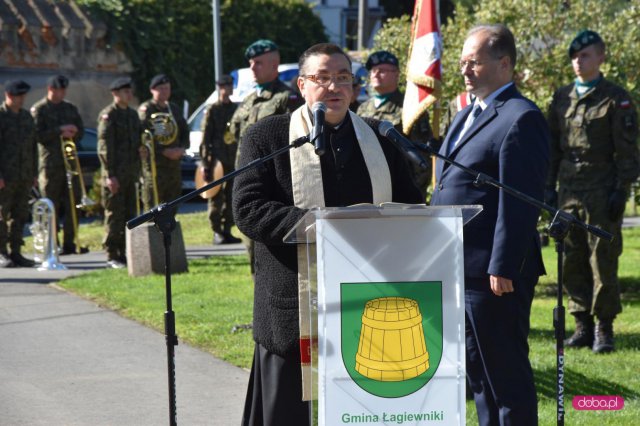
[126,133,312,426]
[412,140,613,426]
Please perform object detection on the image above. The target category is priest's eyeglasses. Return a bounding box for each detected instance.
[302,73,355,87]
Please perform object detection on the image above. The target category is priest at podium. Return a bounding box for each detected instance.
[233,42,423,426]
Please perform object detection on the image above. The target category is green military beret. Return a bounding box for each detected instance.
[110,77,133,91]
[245,39,278,60]
[4,79,30,96]
[149,73,171,89]
[569,30,604,58]
[47,74,69,89]
[216,74,234,86]
[365,50,399,70]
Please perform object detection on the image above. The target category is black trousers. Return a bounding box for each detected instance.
[465,276,538,426]
[242,342,311,426]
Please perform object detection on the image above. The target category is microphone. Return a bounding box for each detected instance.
[378,121,429,170]
[311,102,327,156]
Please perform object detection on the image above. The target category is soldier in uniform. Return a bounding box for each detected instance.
[138,74,189,210]
[200,75,241,245]
[31,75,84,255]
[229,39,301,274]
[357,50,433,199]
[0,80,37,267]
[230,39,301,169]
[546,30,639,353]
[97,78,144,268]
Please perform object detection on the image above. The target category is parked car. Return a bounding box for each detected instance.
[76,128,100,191]
[76,128,196,195]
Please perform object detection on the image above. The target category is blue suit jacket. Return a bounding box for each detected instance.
[431,84,549,281]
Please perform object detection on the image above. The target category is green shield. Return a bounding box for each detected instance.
[341,281,443,398]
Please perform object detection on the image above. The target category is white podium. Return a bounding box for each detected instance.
[284,204,481,426]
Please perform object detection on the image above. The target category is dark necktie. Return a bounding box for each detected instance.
[470,104,482,121]
[448,104,483,154]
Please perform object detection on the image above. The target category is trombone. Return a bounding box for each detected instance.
[61,137,96,251]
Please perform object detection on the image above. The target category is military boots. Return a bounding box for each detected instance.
[593,318,615,354]
[565,312,594,348]
[10,252,35,267]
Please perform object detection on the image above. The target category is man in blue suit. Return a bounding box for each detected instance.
[431,25,549,425]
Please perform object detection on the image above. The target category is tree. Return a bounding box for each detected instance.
[78,0,327,109]
[370,15,413,93]
[219,0,327,73]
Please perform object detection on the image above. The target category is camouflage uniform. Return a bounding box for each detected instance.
[230,78,300,271]
[547,77,639,319]
[97,102,142,261]
[201,100,238,237]
[357,90,433,199]
[138,100,189,210]
[31,97,84,252]
[230,79,300,169]
[0,102,37,256]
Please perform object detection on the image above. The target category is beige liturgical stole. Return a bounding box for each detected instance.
[288,105,392,400]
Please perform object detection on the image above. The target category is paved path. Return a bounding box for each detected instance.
[0,245,249,426]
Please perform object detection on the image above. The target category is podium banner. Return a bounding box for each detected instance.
[316,213,465,426]
[285,205,480,425]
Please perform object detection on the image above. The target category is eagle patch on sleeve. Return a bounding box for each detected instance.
[101,114,110,121]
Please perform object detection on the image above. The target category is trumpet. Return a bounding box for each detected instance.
[61,137,96,251]
[30,197,66,271]
[141,112,178,206]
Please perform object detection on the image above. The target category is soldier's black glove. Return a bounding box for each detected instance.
[608,189,628,221]
[544,186,558,208]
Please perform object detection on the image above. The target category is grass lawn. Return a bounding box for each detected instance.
[25,209,216,253]
[56,215,640,425]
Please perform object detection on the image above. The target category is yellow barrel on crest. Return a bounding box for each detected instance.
[355,297,429,382]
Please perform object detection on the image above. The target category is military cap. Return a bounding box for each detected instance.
[245,39,278,60]
[109,77,133,91]
[149,73,171,89]
[4,80,30,96]
[569,30,604,58]
[365,51,399,70]
[47,74,69,89]
[216,74,234,86]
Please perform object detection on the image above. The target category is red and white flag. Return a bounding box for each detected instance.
[402,0,442,136]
